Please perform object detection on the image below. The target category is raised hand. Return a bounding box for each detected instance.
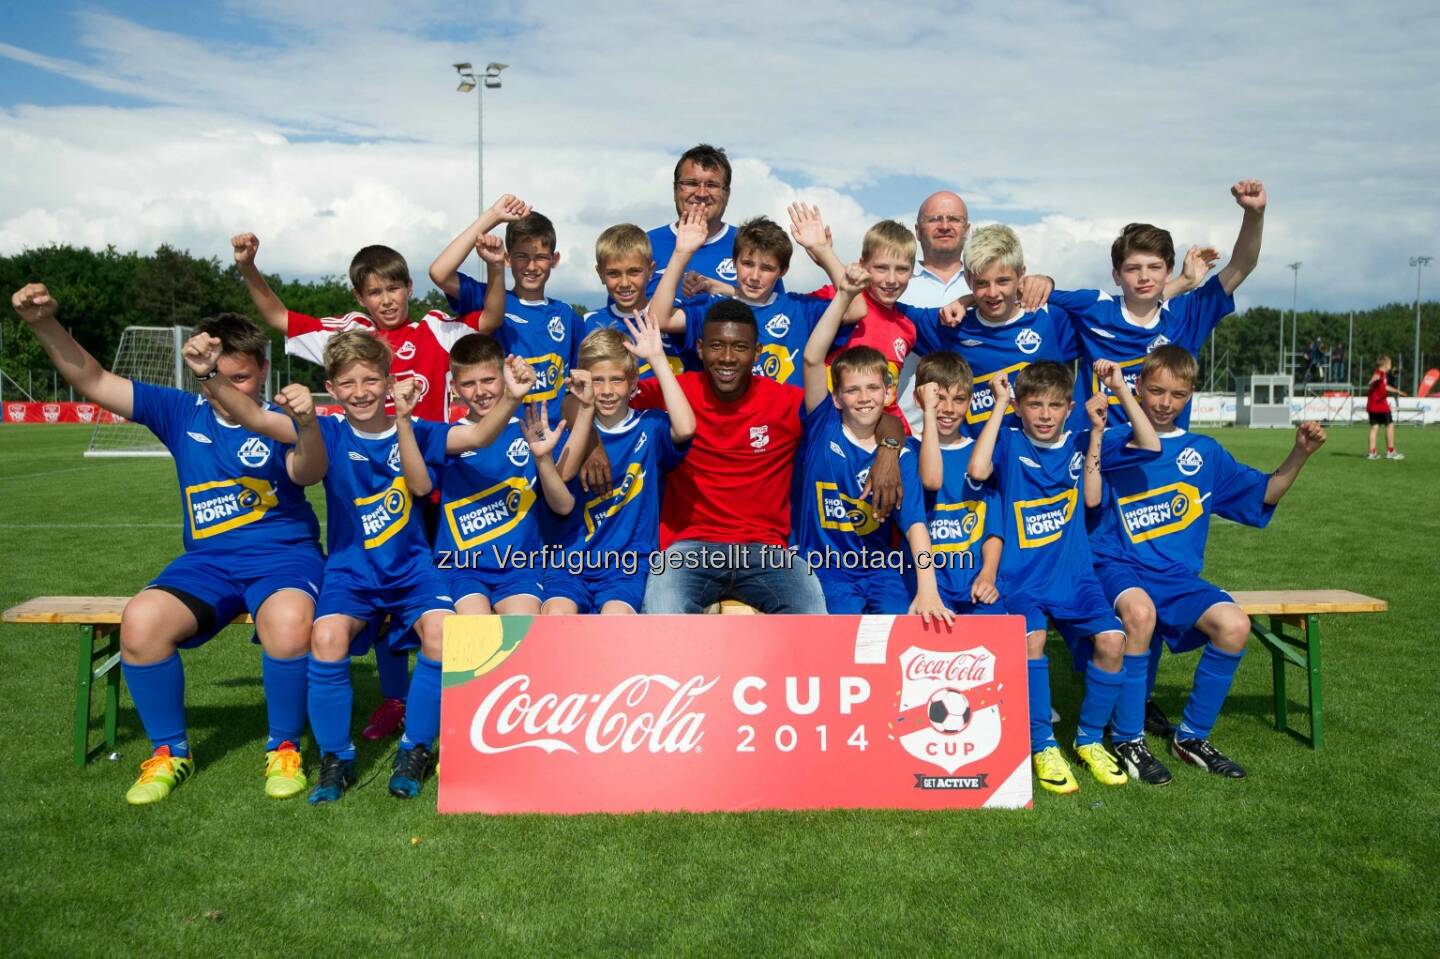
[1181,245,1221,284]
[788,202,830,251]
[675,206,709,255]
[622,309,665,363]
[680,270,710,299]
[1018,274,1054,312]
[475,234,507,267]
[1085,392,1109,429]
[1295,420,1327,453]
[182,332,223,376]
[1231,179,1267,213]
[488,193,531,223]
[504,354,536,400]
[232,232,259,266]
[567,368,594,408]
[275,382,316,425]
[939,297,967,326]
[391,376,420,418]
[523,402,566,456]
[11,283,58,325]
[989,372,1012,409]
[1094,358,1127,396]
[837,262,870,297]
[917,381,939,413]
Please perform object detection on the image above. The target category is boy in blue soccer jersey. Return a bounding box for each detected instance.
[429,208,584,424]
[1048,180,1266,426]
[393,333,585,615]
[649,203,851,390]
[911,352,1002,613]
[798,265,953,622]
[199,331,524,803]
[581,223,696,381]
[12,284,324,805]
[1091,346,1326,782]
[542,312,695,614]
[968,359,1160,793]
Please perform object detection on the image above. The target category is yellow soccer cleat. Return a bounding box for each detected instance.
[125,746,195,805]
[264,741,308,799]
[1074,741,1129,786]
[1032,746,1079,795]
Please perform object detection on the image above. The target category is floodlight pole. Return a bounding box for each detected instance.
[1287,262,1302,376]
[1412,256,1431,394]
[453,61,508,216]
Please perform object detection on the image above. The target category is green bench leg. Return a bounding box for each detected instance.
[1305,613,1323,750]
[1251,613,1323,750]
[1267,617,1288,735]
[73,624,122,766]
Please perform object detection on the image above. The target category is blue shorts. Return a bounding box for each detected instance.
[940,590,1003,617]
[818,572,912,615]
[1004,574,1125,656]
[316,563,454,650]
[1095,561,1238,654]
[148,545,324,648]
[544,567,644,613]
[447,566,543,606]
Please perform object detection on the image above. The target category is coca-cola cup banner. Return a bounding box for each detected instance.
[439,614,1032,814]
[4,401,125,424]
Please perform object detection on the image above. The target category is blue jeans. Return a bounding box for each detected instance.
[642,541,828,614]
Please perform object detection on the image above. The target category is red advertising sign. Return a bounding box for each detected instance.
[439,614,1031,814]
[2,402,126,424]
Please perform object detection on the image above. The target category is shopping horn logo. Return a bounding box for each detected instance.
[896,645,1005,775]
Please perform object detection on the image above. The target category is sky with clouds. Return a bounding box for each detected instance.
[2,0,1437,313]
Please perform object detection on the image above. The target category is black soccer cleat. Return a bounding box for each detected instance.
[307,752,357,805]
[1144,700,1175,738]
[389,743,435,799]
[1171,736,1246,779]
[1113,739,1173,786]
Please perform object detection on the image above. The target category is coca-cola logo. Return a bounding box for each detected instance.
[904,651,994,684]
[42,403,61,423]
[76,404,97,423]
[5,404,25,422]
[471,673,716,755]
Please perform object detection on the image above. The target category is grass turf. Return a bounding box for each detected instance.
[1,423,1437,957]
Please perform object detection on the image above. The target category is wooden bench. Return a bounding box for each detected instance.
[1,589,1388,765]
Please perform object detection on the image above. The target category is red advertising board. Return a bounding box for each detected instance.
[439,614,1031,814]
[3,401,126,424]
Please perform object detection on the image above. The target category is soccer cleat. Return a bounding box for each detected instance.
[1144,699,1175,737]
[1367,452,1380,460]
[362,697,406,740]
[1032,746,1079,795]
[1386,451,1405,460]
[125,746,195,805]
[1172,736,1247,779]
[1113,739,1173,786]
[389,743,435,799]
[1074,741,1129,786]
[263,741,308,799]
[307,753,357,805]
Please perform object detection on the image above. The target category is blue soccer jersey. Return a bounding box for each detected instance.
[646,222,740,293]
[1089,428,1274,576]
[906,435,1001,604]
[794,402,927,580]
[581,303,693,380]
[1052,275,1235,427]
[912,305,1079,437]
[129,382,321,552]
[990,426,1155,597]
[447,273,583,422]
[683,292,832,388]
[315,415,437,587]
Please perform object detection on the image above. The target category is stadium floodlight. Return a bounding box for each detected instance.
[1286,262,1302,375]
[453,60,510,215]
[1412,256,1432,394]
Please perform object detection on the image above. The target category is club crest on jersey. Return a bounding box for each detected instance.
[444,477,535,549]
[506,437,531,468]
[396,371,430,401]
[1013,489,1077,548]
[386,443,402,472]
[753,344,797,385]
[749,425,771,451]
[1014,328,1042,355]
[893,338,908,361]
[1068,451,1085,481]
[547,316,566,343]
[1147,334,1171,353]
[235,436,271,468]
[184,477,278,539]
[816,482,880,537]
[716,258,737,281]
[356,477,412,549]
[764,314,791,338]
[1117,482,1203,543]
[1176,447,1204,476]
[395,341,417,361]
[583,463,645,541]
[929,501,985,552]
[896,644,1003,774]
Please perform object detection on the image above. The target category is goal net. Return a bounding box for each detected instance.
[84,326,271,457]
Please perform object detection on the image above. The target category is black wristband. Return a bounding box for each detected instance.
[196,367,219,382]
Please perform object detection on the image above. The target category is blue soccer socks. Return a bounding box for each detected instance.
[261,652,308,752]
[1177,644,1244,741]
[1028,657,1058,752]
[1111,653,1152,743]
[399,654,442,752]
[1076,661,1125,747]
[308,656,356,761]
[122,653,188,757]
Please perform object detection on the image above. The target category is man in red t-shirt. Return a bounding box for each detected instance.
[591,298,906,613]
[1366,355,1406,460]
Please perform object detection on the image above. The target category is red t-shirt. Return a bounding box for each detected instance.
[632,372,804,548]
[1367,369,1392,413]
[286,309,482,422]
[812,287,915,429]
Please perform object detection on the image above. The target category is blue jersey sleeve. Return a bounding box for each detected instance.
[1168,274,1236,350]
[1045,303,1080,362]
[896,451,927,533]
[648,411,690,471]
[1209,443,1276,529]
[901,304,946,357]
[127,381,190,448]
[446,273,488,315]
[410,418,452,474]
[1047,288,1105,320]
[1097,426,1160,471]
[679,294,720,349]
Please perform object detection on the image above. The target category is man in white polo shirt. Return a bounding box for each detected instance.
[896,191,973,433]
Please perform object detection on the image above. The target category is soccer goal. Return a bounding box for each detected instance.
[84,326,271,457]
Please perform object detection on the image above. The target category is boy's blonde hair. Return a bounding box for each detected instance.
[578,329,638,378]
[861,220,917,264]
[962,224,1025,277]
[831,346,893,390]
[914,351,974,395]
[1140,345,1199,389]
[324,330,391,380]
[595,224,652,268]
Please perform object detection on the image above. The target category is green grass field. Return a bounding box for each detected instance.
[2,423,1437,957]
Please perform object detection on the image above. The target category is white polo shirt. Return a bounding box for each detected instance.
[897,262,969,435]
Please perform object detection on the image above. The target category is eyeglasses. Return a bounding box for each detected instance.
[921,215,968,226]
[675,179,729,193]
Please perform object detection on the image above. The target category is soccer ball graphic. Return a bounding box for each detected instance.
[926,687,972,734]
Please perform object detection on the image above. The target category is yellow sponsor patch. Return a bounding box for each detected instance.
[754,344,797,385]
[355,476,412,549]
[1090,355,1146,405]
[929,500,985,552]
[184,477,278,539]
[522,352,566,402]
[816,482,880,537]
[966,360,1030,425]
[1117,482,1204,543]
[583,462,645,541]
[444,477,535,550]
[1013,488,1077,548]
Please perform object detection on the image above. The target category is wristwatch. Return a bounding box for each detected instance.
[879,437,901,451]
